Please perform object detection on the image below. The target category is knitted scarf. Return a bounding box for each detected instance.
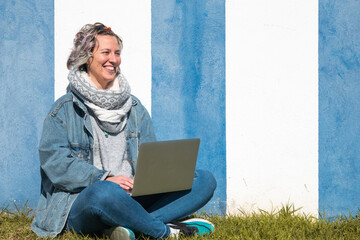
[68,68,132,134]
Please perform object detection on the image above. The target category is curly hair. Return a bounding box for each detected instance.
[66,22,123,71]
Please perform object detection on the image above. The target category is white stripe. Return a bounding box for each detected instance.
[226,0,318,215]
[55,0,152,112]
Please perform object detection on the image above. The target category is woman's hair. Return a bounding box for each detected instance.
[66,22,123,71]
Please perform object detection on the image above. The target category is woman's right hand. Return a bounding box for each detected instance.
[106,175,134,193]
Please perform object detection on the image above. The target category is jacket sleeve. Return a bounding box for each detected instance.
[137,100,157,144]
[39,114,107,193]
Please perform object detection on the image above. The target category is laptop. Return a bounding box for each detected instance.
[130,138,200,197]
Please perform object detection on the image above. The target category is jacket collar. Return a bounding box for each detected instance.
[71,92,88,114]
[131,97,138,106]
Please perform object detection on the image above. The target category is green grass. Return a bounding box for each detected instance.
[1,204,360,239]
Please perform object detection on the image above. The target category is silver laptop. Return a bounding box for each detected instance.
[130,138,200,197]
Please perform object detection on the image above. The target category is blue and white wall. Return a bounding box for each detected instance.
[1,0,360,218]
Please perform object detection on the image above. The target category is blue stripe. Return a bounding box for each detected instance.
[0,0,54,209]
[151,0,226,214]
[319,0,360,217]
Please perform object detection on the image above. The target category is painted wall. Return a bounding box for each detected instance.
[0,0,54,208]
[226,0,318,215]
[151,0,226,214]
[319,0,360,218]
[1,0,360,219]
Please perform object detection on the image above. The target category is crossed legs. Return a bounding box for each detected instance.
[66,169,216,238]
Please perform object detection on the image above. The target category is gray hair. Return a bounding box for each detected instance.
[66,22,123,71]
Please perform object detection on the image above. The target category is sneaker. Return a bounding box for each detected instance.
[181,218,215,236]
[104,226,135,240]
[168,218,215,238]
[168,222,199,238]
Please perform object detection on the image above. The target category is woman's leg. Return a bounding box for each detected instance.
[134,169,217,223]
[66,181,169,238]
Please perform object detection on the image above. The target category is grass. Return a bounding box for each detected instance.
[1,203,360,239]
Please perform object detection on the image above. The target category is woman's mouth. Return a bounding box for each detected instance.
[104,66,116,73]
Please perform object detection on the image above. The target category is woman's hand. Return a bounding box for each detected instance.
[106,175,134,193]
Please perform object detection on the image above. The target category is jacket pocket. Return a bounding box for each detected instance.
[126,131,139,139]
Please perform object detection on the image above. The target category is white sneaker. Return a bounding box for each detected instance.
[104,226,135,240]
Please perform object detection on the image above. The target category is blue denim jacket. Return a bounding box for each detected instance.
[31,92,156,238]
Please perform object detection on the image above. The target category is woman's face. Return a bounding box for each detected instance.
[87,35,121,89]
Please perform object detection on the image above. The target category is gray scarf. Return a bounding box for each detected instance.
[68,68,132,134]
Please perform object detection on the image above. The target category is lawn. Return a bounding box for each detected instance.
[1,204,360,239]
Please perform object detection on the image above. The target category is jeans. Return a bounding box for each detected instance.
[66,169,217,238]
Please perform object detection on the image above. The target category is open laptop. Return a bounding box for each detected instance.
[130,138,200,197]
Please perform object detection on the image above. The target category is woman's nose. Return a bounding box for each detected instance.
[109,53,120,64]
[109,54,116,62]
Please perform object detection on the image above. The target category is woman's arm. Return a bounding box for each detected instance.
[136,97,157,144]
[39,114,108,193]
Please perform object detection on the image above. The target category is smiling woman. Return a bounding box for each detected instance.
[30,22,217,240]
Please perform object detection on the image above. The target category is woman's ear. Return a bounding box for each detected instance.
[87,57,93,69]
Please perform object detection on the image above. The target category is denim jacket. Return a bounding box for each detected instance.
[31,92,156,238]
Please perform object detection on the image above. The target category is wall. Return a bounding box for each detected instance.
[1,0,360,218]
[319,0,360,218]
[151,0,226,214]
[227,0,318,215]
[0,0,53,209]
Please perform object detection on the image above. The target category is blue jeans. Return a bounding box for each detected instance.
[66,169,217,238]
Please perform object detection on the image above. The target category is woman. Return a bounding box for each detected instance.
[31,22,217,239]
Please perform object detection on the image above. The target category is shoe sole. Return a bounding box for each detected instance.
[182,218,214,226]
